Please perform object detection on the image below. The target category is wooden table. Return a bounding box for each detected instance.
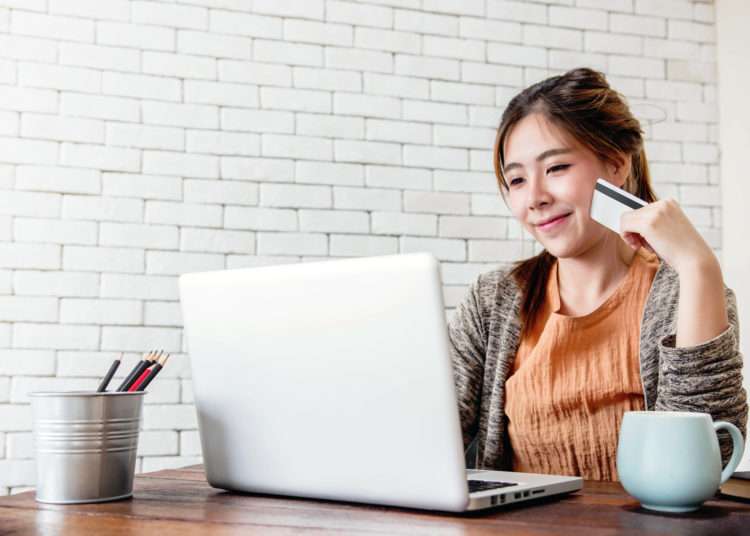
[1,465,748,535]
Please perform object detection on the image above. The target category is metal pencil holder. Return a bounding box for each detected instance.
[29,391,145,504]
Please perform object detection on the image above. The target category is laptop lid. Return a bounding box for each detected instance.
[179,253,472,511]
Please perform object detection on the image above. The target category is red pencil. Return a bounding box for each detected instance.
[128,364,155,392]
[135,354,168,392]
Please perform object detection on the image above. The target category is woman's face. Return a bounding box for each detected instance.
[503,113,624,259]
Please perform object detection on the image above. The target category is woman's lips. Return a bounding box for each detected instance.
[537,213,570,232]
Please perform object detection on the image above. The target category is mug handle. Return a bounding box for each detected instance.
[714,421,745,485]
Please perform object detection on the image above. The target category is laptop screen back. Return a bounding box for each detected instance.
[179,253,470,510]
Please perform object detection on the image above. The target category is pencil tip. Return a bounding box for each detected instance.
[116,353,123,361]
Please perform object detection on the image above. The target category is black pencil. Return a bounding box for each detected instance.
[96,353,123,392]
[116,351,155,392]
[136,354,168,392]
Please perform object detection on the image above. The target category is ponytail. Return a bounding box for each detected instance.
[626,149,657,203]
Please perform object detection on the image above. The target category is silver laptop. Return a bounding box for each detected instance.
[179,252,582,512]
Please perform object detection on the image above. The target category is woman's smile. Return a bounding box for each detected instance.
[536,213,571,233]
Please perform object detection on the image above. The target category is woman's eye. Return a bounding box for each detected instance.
[547,164,570,173]
[509,177,524,186]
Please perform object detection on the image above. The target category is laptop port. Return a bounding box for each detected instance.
[514,492,521,499]
[532,489,545,495]
[523,491,530,497]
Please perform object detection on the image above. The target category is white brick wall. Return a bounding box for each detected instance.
[0,0,723,494]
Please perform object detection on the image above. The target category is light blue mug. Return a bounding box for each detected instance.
[617,411,744,512]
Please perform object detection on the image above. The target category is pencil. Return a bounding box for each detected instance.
[96,353,123,393]
[128,364,156,392]
[116,352,148,392]
[135,354,168,392]
[117,351,157,392]
[120,350,162,392]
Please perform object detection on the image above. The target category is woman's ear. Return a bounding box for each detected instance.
[608,153,632,188]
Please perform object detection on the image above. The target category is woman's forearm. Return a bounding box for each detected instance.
[675,257,728,348]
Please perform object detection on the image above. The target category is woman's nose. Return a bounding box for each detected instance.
[526,176,552,209]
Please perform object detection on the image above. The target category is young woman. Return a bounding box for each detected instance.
[448,67,747,481]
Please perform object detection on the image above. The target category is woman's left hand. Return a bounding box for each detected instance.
[619,198,716,276]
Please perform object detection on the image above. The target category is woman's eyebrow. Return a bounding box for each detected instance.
[536,147,572,161]
[503,147,572,174]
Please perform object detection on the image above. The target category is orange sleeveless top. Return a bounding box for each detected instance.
[505,249,660,481]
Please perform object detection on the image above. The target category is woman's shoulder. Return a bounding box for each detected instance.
[474,263,516,287]
[647,256,680,297]
[451,264,522,339]
[640,255,677,318]
[470,264,522,307]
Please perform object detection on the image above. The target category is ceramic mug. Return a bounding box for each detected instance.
[617,411,744,512]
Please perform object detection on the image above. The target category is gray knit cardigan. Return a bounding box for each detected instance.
[448,259,748,470]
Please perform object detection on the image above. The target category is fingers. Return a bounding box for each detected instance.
[622,231,654,253]
[619,199,672,239]
[618,198,716,273]
[621,232,640,250]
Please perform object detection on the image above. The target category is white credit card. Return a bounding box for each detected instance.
[589,178,647,233]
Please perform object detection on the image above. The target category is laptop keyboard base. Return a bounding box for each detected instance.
[467,480,516,493]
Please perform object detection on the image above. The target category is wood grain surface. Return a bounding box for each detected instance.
[1,465,748,535]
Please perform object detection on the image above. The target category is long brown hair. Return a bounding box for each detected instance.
[493,68,657,338]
